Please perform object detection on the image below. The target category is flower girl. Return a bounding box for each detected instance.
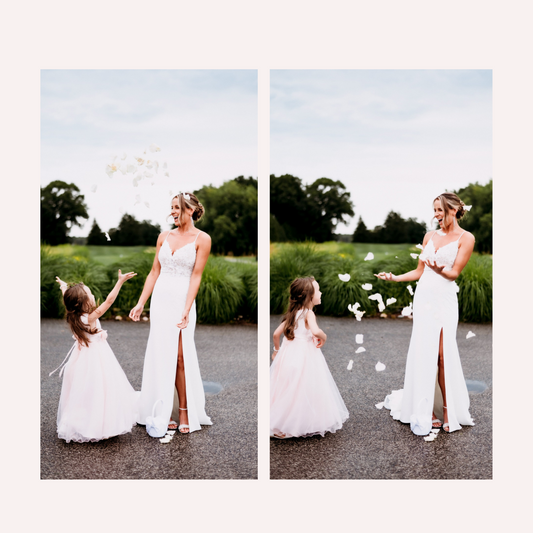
[52,271,140,443]
[270,277,349,438]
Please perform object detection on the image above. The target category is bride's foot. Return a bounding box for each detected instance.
[178,407,189,434]
[443,406,450,433]
[432,412,443,429]
[168,420,178,430]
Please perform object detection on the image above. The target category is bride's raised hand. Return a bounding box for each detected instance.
[177,312,189,329]
[424,260,445,275]
[374,272,395,281]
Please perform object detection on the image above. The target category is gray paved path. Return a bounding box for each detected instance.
[270,315,492,480]
[41,319,257,479]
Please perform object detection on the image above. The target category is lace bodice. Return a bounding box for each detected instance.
[419,232,464,271]
[158,240,197,277]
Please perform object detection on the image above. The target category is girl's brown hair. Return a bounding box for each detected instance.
[434,192,467,225]
[172,192,205,228]
[282,277,316,340]
[63,283,99,347]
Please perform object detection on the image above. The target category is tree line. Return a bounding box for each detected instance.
[41,177,258,256]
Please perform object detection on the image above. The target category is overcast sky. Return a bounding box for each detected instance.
[41,70,257,237]
[270,70,492,234]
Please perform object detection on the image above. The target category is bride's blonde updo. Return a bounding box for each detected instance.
[173,192,205,227]
[435,192,468,223]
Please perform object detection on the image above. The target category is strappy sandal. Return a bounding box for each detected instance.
[168,420,178,430]
[178,407,189,434]
[432,415,443,429]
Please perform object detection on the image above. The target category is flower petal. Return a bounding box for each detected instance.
[120,152,127,160]
[355,334,364,344]
[355,347,366,353]
[464,205,472,211]
[415,244,424,250]
[362,283,372,290]
[91,185,97,193]
[149,143,161,152]
[407,285,414,296]
[410,253,419,259]
[347,360,353,370]
[104,232,111,241]
[144,202,150,208]
[338,273,351,282]
[375,361,386,371]
[401,303,413,316]
[386,297,397,306]
[466,331,476,339]
[375,402,385,409]
[364,252,374,261]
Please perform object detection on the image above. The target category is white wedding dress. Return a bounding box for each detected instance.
[383,231,474,435]
[138,231,212,434]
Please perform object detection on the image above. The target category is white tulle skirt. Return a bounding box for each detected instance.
[57,331,140,443]
[270,336,349,438]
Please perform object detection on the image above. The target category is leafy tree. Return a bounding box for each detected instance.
[108,214,161,246]
[194,176,257,255]
[41,181,89,245]
[454,180,492,254]
[352,217,371,243]
[87,220,108,245]
[270,174,355,242]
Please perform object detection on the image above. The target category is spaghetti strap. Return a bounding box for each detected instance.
[193,231,201,243]
[456,231,466,243]
[428,231,437,242]
[163,230,173,244]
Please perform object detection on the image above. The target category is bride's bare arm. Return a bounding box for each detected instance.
[177,232,211,328]
[425,232,475,281]
[375,231,432,283]
[129,232,166,321]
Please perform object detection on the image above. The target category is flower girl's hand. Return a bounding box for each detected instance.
[129,303,144,322]
[177,312,189,329]
[314,336,325,348]
[118,269,137,283]
[55,276,68,294]
[374,272,395,281]
[271,350,278,361]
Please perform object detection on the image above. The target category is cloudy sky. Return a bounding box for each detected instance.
[270,70,492,234]
[41,70,257,237]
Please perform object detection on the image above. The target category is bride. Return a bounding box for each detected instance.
[129,192,212,435]
[376,192,476,435]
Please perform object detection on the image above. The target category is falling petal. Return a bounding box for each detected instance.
[362,283,372,290]
[368,293,384,305]
[144,171,153,179]
[135,157,145,166]
[464,205,472,211]
[119,164,127,175]
[355,347,366,354]
[424,435,436,442]
[120,152,127,160]
[126,164,136,174]
[415,244,424,250]
[355,334,364,344]
[153,161,159,173]
[401,303,413,317]
[386,297,397,306]
[166,430,176,436]
[347,360,353,371]
[104,232,111,241]
[144,202,150,208]
[134,195,141,205]
[378,302,386,312]
[431,428,440,434]
[354,311,365,321]
[162,162,167,169]
[338,273,351,282]
[375,402,385,410]
[364,252,374,261]
[91,185,97,193]
[105,163,119,178]
[407,285,414,296]
[410,253,419,259]
[159,437,172,444]
[183,193,191,201]
[466,331,476,339]
[149,143,161,152]
[151,180,155,186]
[146,160,153,169]
[375,361,386,372]
[164,171,170,177]
[169,190,174,196]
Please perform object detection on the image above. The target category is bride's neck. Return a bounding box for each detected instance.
[177,220,195,233]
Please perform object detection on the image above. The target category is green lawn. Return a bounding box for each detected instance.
[271,241,420,261]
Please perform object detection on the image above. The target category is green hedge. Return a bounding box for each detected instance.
[41,245,257,324]
[270,242,492,323]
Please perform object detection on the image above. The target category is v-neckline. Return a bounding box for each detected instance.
[165,240,195,256]
[429,233,463,254]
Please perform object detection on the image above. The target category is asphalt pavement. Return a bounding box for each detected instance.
[41,319,257,479]
[269,314,492,480]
